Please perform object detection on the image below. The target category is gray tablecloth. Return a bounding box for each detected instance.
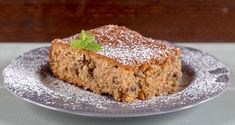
[0,43,234,125]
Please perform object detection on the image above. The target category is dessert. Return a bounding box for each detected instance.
[49,25,182,103]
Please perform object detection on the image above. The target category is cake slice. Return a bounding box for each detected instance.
[49,25,182,103]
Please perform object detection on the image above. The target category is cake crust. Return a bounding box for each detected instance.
[49,25,182,103]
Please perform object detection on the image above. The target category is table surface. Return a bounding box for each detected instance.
[0,43,234,125]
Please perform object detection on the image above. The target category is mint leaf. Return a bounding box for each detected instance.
[86,42,102,52]
[70,39,80,48]
[86,35,96,43]
[70,30,102,52]
[77,39,88,48]
[81,30,87,41]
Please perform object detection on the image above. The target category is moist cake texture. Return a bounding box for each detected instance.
[49,25,182,103]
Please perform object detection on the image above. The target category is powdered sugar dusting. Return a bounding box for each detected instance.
[57,25,180,65]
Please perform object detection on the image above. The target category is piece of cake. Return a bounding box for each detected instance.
[49,25,182,103]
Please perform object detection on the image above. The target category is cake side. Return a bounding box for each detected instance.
[49,42,140,102]
[49,42,181,103]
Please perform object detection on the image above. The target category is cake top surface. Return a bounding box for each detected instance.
[58,25,181,66]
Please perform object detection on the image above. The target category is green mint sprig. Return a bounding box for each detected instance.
[70,30,102,52]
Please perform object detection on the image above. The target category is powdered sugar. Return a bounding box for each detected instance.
[58,25,180,65]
